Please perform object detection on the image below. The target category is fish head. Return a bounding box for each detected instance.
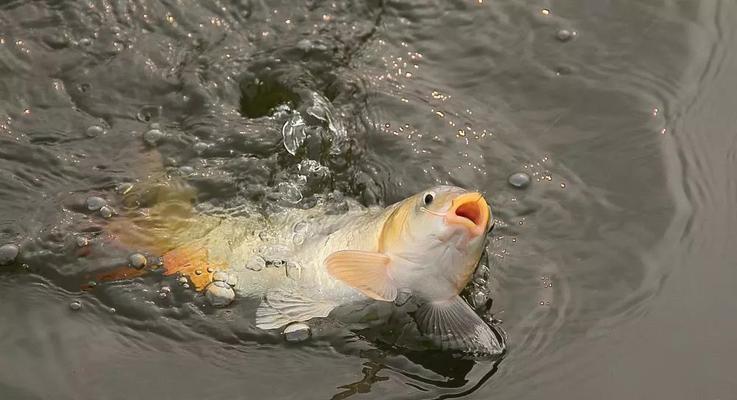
[381,185,493,298]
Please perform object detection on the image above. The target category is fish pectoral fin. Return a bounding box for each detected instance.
[325,250,398,302]
[415,296,504,355]
[255,288,337,330]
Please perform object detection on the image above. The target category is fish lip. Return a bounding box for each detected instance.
[444,192,489,237]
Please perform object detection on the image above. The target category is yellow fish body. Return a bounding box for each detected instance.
[104,179,502,355]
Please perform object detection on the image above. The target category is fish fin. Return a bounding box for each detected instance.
[90,246,226,291]
[92,265,149,285]
[415,296,504,355]
[161,246,225,291]
[325,250,397,301]
[256,288,337,330]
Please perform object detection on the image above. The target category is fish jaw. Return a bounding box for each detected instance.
[444,192,490,238]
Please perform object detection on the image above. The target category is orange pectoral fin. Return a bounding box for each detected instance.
[325,250,397,302]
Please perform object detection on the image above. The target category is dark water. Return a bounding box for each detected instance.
[1,1,736,399]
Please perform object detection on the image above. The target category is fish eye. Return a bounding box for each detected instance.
[422,192,435,206]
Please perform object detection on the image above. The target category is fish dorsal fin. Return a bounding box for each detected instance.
[256,287,337,330]
[415,296,504,355]
[325,250,398,302]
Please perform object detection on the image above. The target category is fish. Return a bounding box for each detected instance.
[100,174,503,355]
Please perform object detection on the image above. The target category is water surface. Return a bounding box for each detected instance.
[1,1,736,399]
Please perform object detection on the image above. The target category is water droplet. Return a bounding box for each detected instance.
[205,281,235,307]
[212,271,228,282]
[69,300,82,311]
[78,38,92,46]
[541,8,550,16]
[109,307,116,313]
[143,129,164,146]
[0,244,19,265]
[86,125,105,138]
[75,236,89,247]
[246,256,265,271]
[285,261,301,280]
[178,166,194,176]
[87,281,97,288]
[508,172,531,189]
[128,253,147,269]
[136,106,161,122]
[556,29,575,42]
[178,276,188,285]
[99,206,114,218]
[282,113,307,156]
[206,267,214,273]
[85,196,106,211]
[283,322,311,342]
[160,286,171,294]
[194,269,203,275]
[182,283,190,289]
[158,291,168,299]
[292,231,306,246]
[193,142,210,154]
[560,182,566,189]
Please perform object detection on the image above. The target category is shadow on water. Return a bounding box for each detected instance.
[1,0,737,399]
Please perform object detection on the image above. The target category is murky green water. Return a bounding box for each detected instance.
[1,1,736,399]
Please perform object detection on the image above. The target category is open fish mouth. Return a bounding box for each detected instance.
[446,192,489,237]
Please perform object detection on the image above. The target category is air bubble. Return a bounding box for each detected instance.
[143,129,164,146]
[283,322,311,342]
[556,29,575,42]
[212,271,228,282]
[85,196,106,211]
[205,281,235,307]
[85,125,105,138]
[508,172,531,189]
[246,256,265,271]
[69,300,82,311]
[0,244,19,265]
[99,206,114,218]
[128,253,147,269]
[285,261,301,280]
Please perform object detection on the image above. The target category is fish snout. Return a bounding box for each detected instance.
[445,192,490,237]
